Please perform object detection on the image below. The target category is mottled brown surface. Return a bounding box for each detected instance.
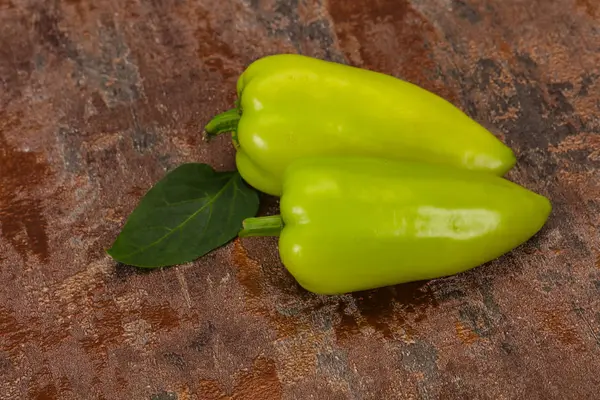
[1,0,599,399]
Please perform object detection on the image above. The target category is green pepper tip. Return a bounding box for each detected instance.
[205,108,241,136]
[238,215,284,238]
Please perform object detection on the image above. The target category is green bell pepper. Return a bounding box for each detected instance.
[239,157,551,295]
[206,54,516,196]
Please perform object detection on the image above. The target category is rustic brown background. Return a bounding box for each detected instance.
[1,0,599,399]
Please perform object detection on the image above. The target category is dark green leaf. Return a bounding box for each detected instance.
[107,163,259,268]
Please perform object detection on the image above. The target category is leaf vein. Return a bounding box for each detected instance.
[117,175,237,259]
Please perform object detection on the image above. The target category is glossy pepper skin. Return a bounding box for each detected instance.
[239,157,551,295]
[206,54,516,196]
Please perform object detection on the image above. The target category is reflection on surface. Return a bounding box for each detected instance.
[251,134,267,150]
[414,206,500,240]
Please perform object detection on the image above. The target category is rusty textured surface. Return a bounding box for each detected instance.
[1,0,599,398]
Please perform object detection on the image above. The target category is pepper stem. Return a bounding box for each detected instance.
[205,108,241,136]
[239,215,284,238]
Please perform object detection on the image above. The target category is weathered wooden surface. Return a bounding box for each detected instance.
[1,0,599,399]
